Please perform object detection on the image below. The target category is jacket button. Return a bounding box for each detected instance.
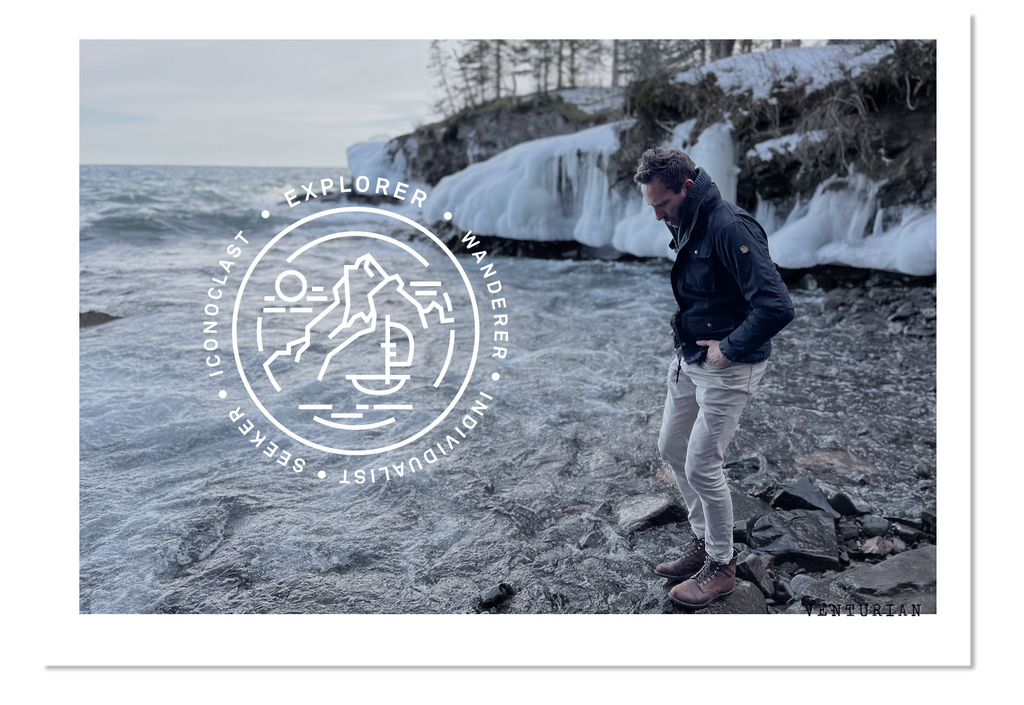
[682,342,687,346]
[707,323,712,327]
[693,250,698,254]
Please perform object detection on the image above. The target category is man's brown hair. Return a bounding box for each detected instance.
[633,147,697,194]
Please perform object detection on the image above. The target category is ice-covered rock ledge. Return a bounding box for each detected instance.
[420,115,934,275]
[424,120,679,259]
[761,173,936,277]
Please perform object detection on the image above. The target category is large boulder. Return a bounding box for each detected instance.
[749,509,840,571]
[797,544,936,614]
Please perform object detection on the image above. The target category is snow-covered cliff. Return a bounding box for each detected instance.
[348,41,936,275]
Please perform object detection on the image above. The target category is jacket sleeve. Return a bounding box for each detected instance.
[715,213,795,361]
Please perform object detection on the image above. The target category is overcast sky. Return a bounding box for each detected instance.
[80,40,435,167]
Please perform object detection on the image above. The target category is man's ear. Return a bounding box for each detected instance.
[683,178,695,193]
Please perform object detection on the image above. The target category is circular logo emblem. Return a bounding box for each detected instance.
[232,207,479,456]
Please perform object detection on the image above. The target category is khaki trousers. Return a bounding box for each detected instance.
[658,357,768,563]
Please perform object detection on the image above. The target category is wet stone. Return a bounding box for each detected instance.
[737,553,775,598]
[798,545,937,614]
[892,522,928,543]
[920,510,937,537]
[790,573,820,596]
[838,518,861,541]
[733,519,750,544]
[616,495,687,535]
[771,477,840,518]
[881,501,926,528]
[479,583,514,610]
[749,509,841,572]
[731,489,772,526]
[673,580,767,614]
[829,491,870,517]
[861,536,895,556]
[774,577,795,604]
[80,310,122,328]
[860,515,890,538]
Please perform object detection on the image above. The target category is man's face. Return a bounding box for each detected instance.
[641,176,692,228]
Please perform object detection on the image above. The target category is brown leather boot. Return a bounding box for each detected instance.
[654,536,707,581]
[668,555,737,608]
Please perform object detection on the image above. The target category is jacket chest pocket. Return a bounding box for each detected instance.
[685,314,733,339]
[682,249,715,291]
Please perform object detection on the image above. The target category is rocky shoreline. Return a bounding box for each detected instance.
[469,270,937,615]
[705,275,938,613]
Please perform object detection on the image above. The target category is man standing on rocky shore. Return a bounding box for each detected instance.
[634,147,794,609]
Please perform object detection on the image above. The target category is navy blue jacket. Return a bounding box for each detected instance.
[667,168,794,365]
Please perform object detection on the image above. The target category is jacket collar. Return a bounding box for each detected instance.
[668,168,719,251]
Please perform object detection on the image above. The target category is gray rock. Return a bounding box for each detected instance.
[777,562,801,577]
[799,544,937,614]
[731,489,772,526]
[881,501,926,528]
[774,577,795,604]
[578,532,602,550]
[749,509,841,572]
[80,310,122,328]
[920,509,937,537]
[823,288,847,311]
[829,491,870,516]
[672,580,768,614]
[838,518,860,540]
[478,583,514,610]
[771,477,840,518]
[737,553,775,597]
[799,274,818,290]
[861,536,895,556]
[616,495,687,535]
[860,515,890,538]
[724,453,766,480]
[892,522,928,543]
[733,519,750,544]
[790,573,820,596]
[887,301,916,321]
[904,327,935,337]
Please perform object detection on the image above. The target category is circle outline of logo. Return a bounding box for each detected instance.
[232,206,481,456]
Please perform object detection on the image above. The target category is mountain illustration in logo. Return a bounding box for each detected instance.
[261,254,455,399]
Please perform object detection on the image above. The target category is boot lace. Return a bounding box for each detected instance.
[695,557,727,587]
[680,536,704,557]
